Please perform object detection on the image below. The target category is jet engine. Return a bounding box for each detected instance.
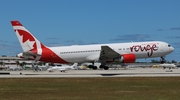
[120,54,136,63]
[112,54,136,63]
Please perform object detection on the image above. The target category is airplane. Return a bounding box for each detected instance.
[32,63,49,71]
[159,63,177,69]
[10,20,174,70]
[47,63,78,72]
[7,66,23,71]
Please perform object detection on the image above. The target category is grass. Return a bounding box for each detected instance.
[0,77,180,100]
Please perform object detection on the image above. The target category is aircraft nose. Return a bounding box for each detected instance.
[170,46,174,52]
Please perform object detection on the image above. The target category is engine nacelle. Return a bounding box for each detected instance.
[112,54,136,63]
[107,54,136,63]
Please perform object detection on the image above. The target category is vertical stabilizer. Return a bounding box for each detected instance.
[11,21,45,52]
[10,20,68,63]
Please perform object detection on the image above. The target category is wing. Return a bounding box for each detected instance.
[99,46,120,64]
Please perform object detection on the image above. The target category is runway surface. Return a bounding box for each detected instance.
[0,68,180,78]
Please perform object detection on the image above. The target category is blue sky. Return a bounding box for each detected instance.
[0,0,180,62]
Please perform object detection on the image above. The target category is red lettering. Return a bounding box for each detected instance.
[130,44,158,57]
[130,46,134,51]
[134,46,139,52]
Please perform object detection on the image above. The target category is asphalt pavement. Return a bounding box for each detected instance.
[0,68,180,78]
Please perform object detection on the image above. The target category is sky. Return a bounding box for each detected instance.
[0,0,180,62]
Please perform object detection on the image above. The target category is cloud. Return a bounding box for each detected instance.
[109,34,151,42]
[170,27,180,30]
[167,36,180,39]
[0,40,8,43]
[46,37,59,40]
[64,40,76,44]
[156,27,180,31]
[47,40,99,46]
[77,40,85,45]
[63,40,85,45]
[157,29,163,31]
[0,42,22,56]
[46,42,64,47]
[89,42,99,44]
[173,42,180,47]
[172,42,180,48]
[0,44,11,50]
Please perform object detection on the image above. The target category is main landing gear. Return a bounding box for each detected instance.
[99,65,109,70]
[87,62,109,70]
[88,65,97,70]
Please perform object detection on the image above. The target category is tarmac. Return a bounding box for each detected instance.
[0,68,180,78]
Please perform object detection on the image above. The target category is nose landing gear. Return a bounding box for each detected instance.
[160,56,166,64]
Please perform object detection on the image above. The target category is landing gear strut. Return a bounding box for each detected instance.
[160,56,166,64]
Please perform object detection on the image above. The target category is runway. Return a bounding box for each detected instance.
[0,68,180,78]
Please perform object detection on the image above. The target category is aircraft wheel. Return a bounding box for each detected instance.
[104,66,109,70]
[93,66,97,70]
[99,65,105,69]
[88,65,94,68]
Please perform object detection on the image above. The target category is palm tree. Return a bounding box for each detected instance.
[171,60,177,63]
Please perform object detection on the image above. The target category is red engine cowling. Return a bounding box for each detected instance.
[121,54,136,63]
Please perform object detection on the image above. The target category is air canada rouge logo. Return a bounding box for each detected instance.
[130,44,158,57]
[16,29,39,51]
[17,30,35,43]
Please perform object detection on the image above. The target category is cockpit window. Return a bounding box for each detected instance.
[168,45,171,47]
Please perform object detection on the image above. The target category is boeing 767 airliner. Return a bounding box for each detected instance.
[11,21,174,70]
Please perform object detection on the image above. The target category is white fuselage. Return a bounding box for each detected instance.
[17,41,174,63]
[47,64,75,71]
[46,41,174,63]
[159,63,177,68]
